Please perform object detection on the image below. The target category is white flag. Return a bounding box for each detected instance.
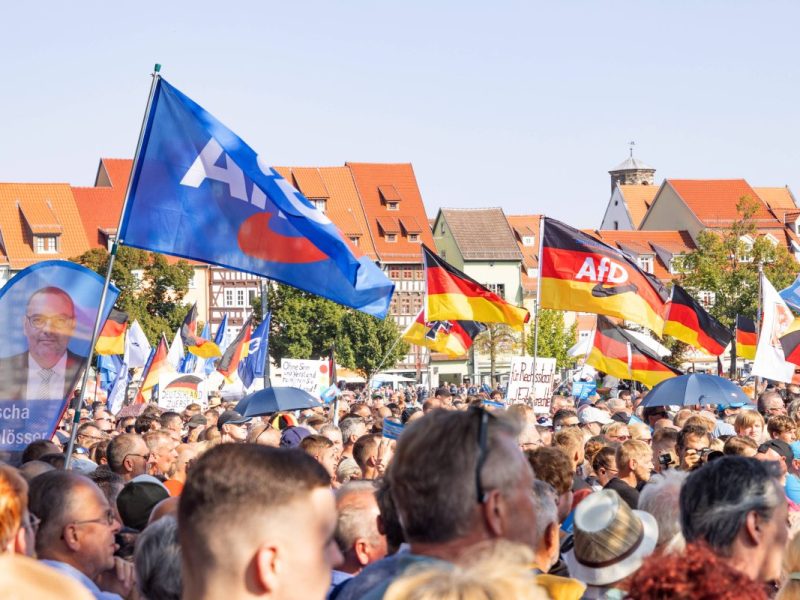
[107,363,130,415]
[124,320,152,368]
[167,330,185,369]
[753,273,796,382]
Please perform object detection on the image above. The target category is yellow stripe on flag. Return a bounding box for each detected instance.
[426,293,528,331]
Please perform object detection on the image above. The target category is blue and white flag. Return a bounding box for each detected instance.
[98,354,123,393]
[238,313,271,389]
[780,275,800,313]
[124,320,151,369]
[107,362,129,415]
[118,77,393,318]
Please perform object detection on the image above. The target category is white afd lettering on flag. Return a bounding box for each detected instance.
[180,138,333,225]
[575,257,629,284]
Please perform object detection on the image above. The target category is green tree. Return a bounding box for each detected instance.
[528,308,577,369]
[676,195,797,328]
[253,283,407,378]
[473,324,519,385]
[70,247,194,343]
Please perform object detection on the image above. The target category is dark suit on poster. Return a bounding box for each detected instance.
[0,350,84,402]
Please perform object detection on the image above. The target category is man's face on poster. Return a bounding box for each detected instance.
[23,290,76,368]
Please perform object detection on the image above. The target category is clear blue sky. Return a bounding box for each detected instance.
[2,1,799,228]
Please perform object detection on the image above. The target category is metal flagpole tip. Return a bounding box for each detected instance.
[154,63,162,72]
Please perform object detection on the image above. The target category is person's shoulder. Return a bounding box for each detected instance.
[336,552,438,600]
[534,573,586,600]
[0,352,26,368]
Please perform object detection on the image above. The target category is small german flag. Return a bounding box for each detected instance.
[181,303,221,358]
[95,309,128,356]
[136,334,174,403]
[218,316,253,382]
[402,310,487,357]
[735,315,757,360]
[423,246,529,330]
[539,218,668,335]
[663,285,732,355]
[587,316,681,389]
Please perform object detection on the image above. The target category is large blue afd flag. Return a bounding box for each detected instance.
[0,261,119,452]
[239,313,271,389]
[119,77,394,318]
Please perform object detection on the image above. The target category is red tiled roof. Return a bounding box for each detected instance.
[376,216,401,235]
[347,163,435,263]
[587,230,696,282]
[0,183,89,269]
[73,159,131,248]
[619,185,658,228]
[73,158,203,267]
[506,215,541,294]
[289,168,330,199]
[667,179,777,227]
[755,187,798,221]
[274,166,378,260]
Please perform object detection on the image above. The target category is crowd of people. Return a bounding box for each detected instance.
[3,381,800,599]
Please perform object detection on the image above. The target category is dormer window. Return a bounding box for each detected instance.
[386,234,397,243]
[409,233,419,242]
[387,202,399,211]
[34,235,58,254]
[349,236,360,247]
[309,198,327,213]
[637,255,653,273]
[522,236,535,247]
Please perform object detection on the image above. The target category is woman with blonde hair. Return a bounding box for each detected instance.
[777,532,800,600]
[735,410,767,444]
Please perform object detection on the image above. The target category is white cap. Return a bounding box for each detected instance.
[579,406,613,425]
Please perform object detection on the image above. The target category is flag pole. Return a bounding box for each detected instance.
[531,216,546,387]
[754,263,763,401]
[260,278,271,387]
[65,64,162,470]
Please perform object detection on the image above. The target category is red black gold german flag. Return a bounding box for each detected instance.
[423,246,529,330]
[95,309,128,356]
[779,318,800,366]
[587,316,681,388]
[735,315,757,360]
[218,316,252,381]
[663,285,732,356]
[402,310,487,357]
[181,303,222,358]
[539,218,668,334]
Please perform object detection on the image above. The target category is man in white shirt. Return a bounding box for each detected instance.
[0,286,83,401]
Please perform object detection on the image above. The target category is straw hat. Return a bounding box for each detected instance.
[564,489,658,586]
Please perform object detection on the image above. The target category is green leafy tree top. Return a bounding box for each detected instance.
[253,283,408,380]
[675,195,797,328]
[528,308,577,369]
[70,246,194,344]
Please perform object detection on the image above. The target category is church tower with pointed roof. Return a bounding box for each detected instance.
[609,144,656,192]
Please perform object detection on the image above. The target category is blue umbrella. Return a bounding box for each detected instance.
[640,373,753,408]
[236,386,322,417]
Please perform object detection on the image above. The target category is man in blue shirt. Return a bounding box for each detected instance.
[336,407,540,600]
[28,471,133,600]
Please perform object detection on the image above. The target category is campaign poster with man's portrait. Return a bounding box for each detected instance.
[0,261,118,451]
